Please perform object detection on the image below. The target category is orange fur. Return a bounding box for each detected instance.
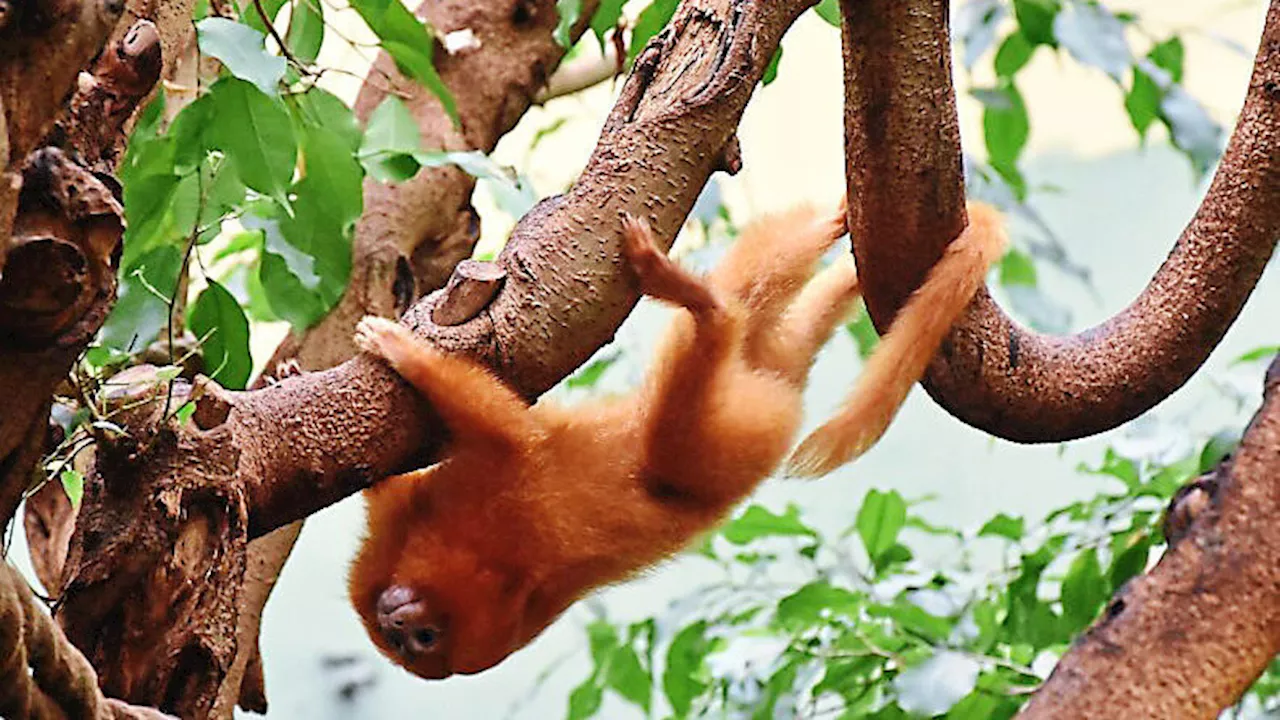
[786,201,1008,477]
[347,201,1005,679]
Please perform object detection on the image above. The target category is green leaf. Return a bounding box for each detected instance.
[175,401,198,424]
[566,677,603,720]
[258,246,328,328]
[1232,345,1280,365]
[348,0,458,123]
[978,513,1025,541]
[663,621,712,717]
[188,281,253,389]
[628,0,679,64]
[1124,67,1160,139]
[762,46,783,86]
[590,0,628,49]
[981,79,1029,178]
[776,581,861,628]
[296,124,364,234]
[1060,548,1106,630]
[1126,37,1186,140]
[1149,36,1186,83]
[1199,431,1238,472]
[1109,533,1152,590]
[291,87,363,151]
[205,78,297,202]
[813,655,881,699]
[993,31,1034,78]
[587,620,619,664]
[856,489,907,567]
[605,644,651,712]
[814,0,840,27]
[752,658,800,720]
[360,96,422,181]
[59,469,84,510]
[196,18,287,95]
[868,601,953,640]
[241,0,287,34]
[998,248,1036,287]
[1077,448,1140,491]
[566,352,619,389]
[845,306,878,359]
[555,0,582,47]
[720,503,817,545]
[100,245,184,351]
[285,0,325,64]
[169,93,215,175]
[1012,0,1060,47]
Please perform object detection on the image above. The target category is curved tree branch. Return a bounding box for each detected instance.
[0,563,176,720]
[58,1,820,715]
[1021,355,1280,717]
[842,0,1280,443]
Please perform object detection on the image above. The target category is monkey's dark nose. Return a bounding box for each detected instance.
[376,586,440,656]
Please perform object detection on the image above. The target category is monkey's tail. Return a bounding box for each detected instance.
[785,202,1008,478]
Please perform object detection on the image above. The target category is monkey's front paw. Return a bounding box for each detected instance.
[355,316,412,362]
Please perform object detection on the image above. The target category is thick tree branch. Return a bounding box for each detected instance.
[841,0,1280,443]
[1021,354,1280,718]
[58,1,817,715]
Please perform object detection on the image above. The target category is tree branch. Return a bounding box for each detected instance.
[840,0,1280,443]
[1021,354,1280,717]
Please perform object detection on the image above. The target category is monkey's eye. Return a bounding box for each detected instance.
[412,626,440,651]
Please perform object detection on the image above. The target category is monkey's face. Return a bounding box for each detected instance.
[349,533,531,679]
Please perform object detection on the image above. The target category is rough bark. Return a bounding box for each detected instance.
[0,563,177,720]
[0,0,124,166]
[1020,355,1280,718]
[0,4,142,526]
[57,1,817,716]
[841,0,1280,443]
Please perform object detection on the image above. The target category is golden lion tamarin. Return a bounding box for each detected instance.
[347,201,1007,679]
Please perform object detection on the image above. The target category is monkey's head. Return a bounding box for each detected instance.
[348,508,533,679]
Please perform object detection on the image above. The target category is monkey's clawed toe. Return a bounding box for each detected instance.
[355,316,406,359]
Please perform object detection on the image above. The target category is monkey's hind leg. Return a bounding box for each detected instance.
[621,216,794,506]
[355,317,540,452]
[767,255,862,383]
[710,201,847,322]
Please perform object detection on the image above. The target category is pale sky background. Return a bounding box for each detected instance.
[12,1,1280,719]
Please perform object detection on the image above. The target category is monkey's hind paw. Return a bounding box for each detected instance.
[829,195,849,239]
[620,214,664,272]
[355,316,413,365]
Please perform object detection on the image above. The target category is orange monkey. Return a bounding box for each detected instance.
[348,202,1006,679]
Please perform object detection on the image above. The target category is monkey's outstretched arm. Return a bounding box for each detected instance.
[355,316,539,451]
